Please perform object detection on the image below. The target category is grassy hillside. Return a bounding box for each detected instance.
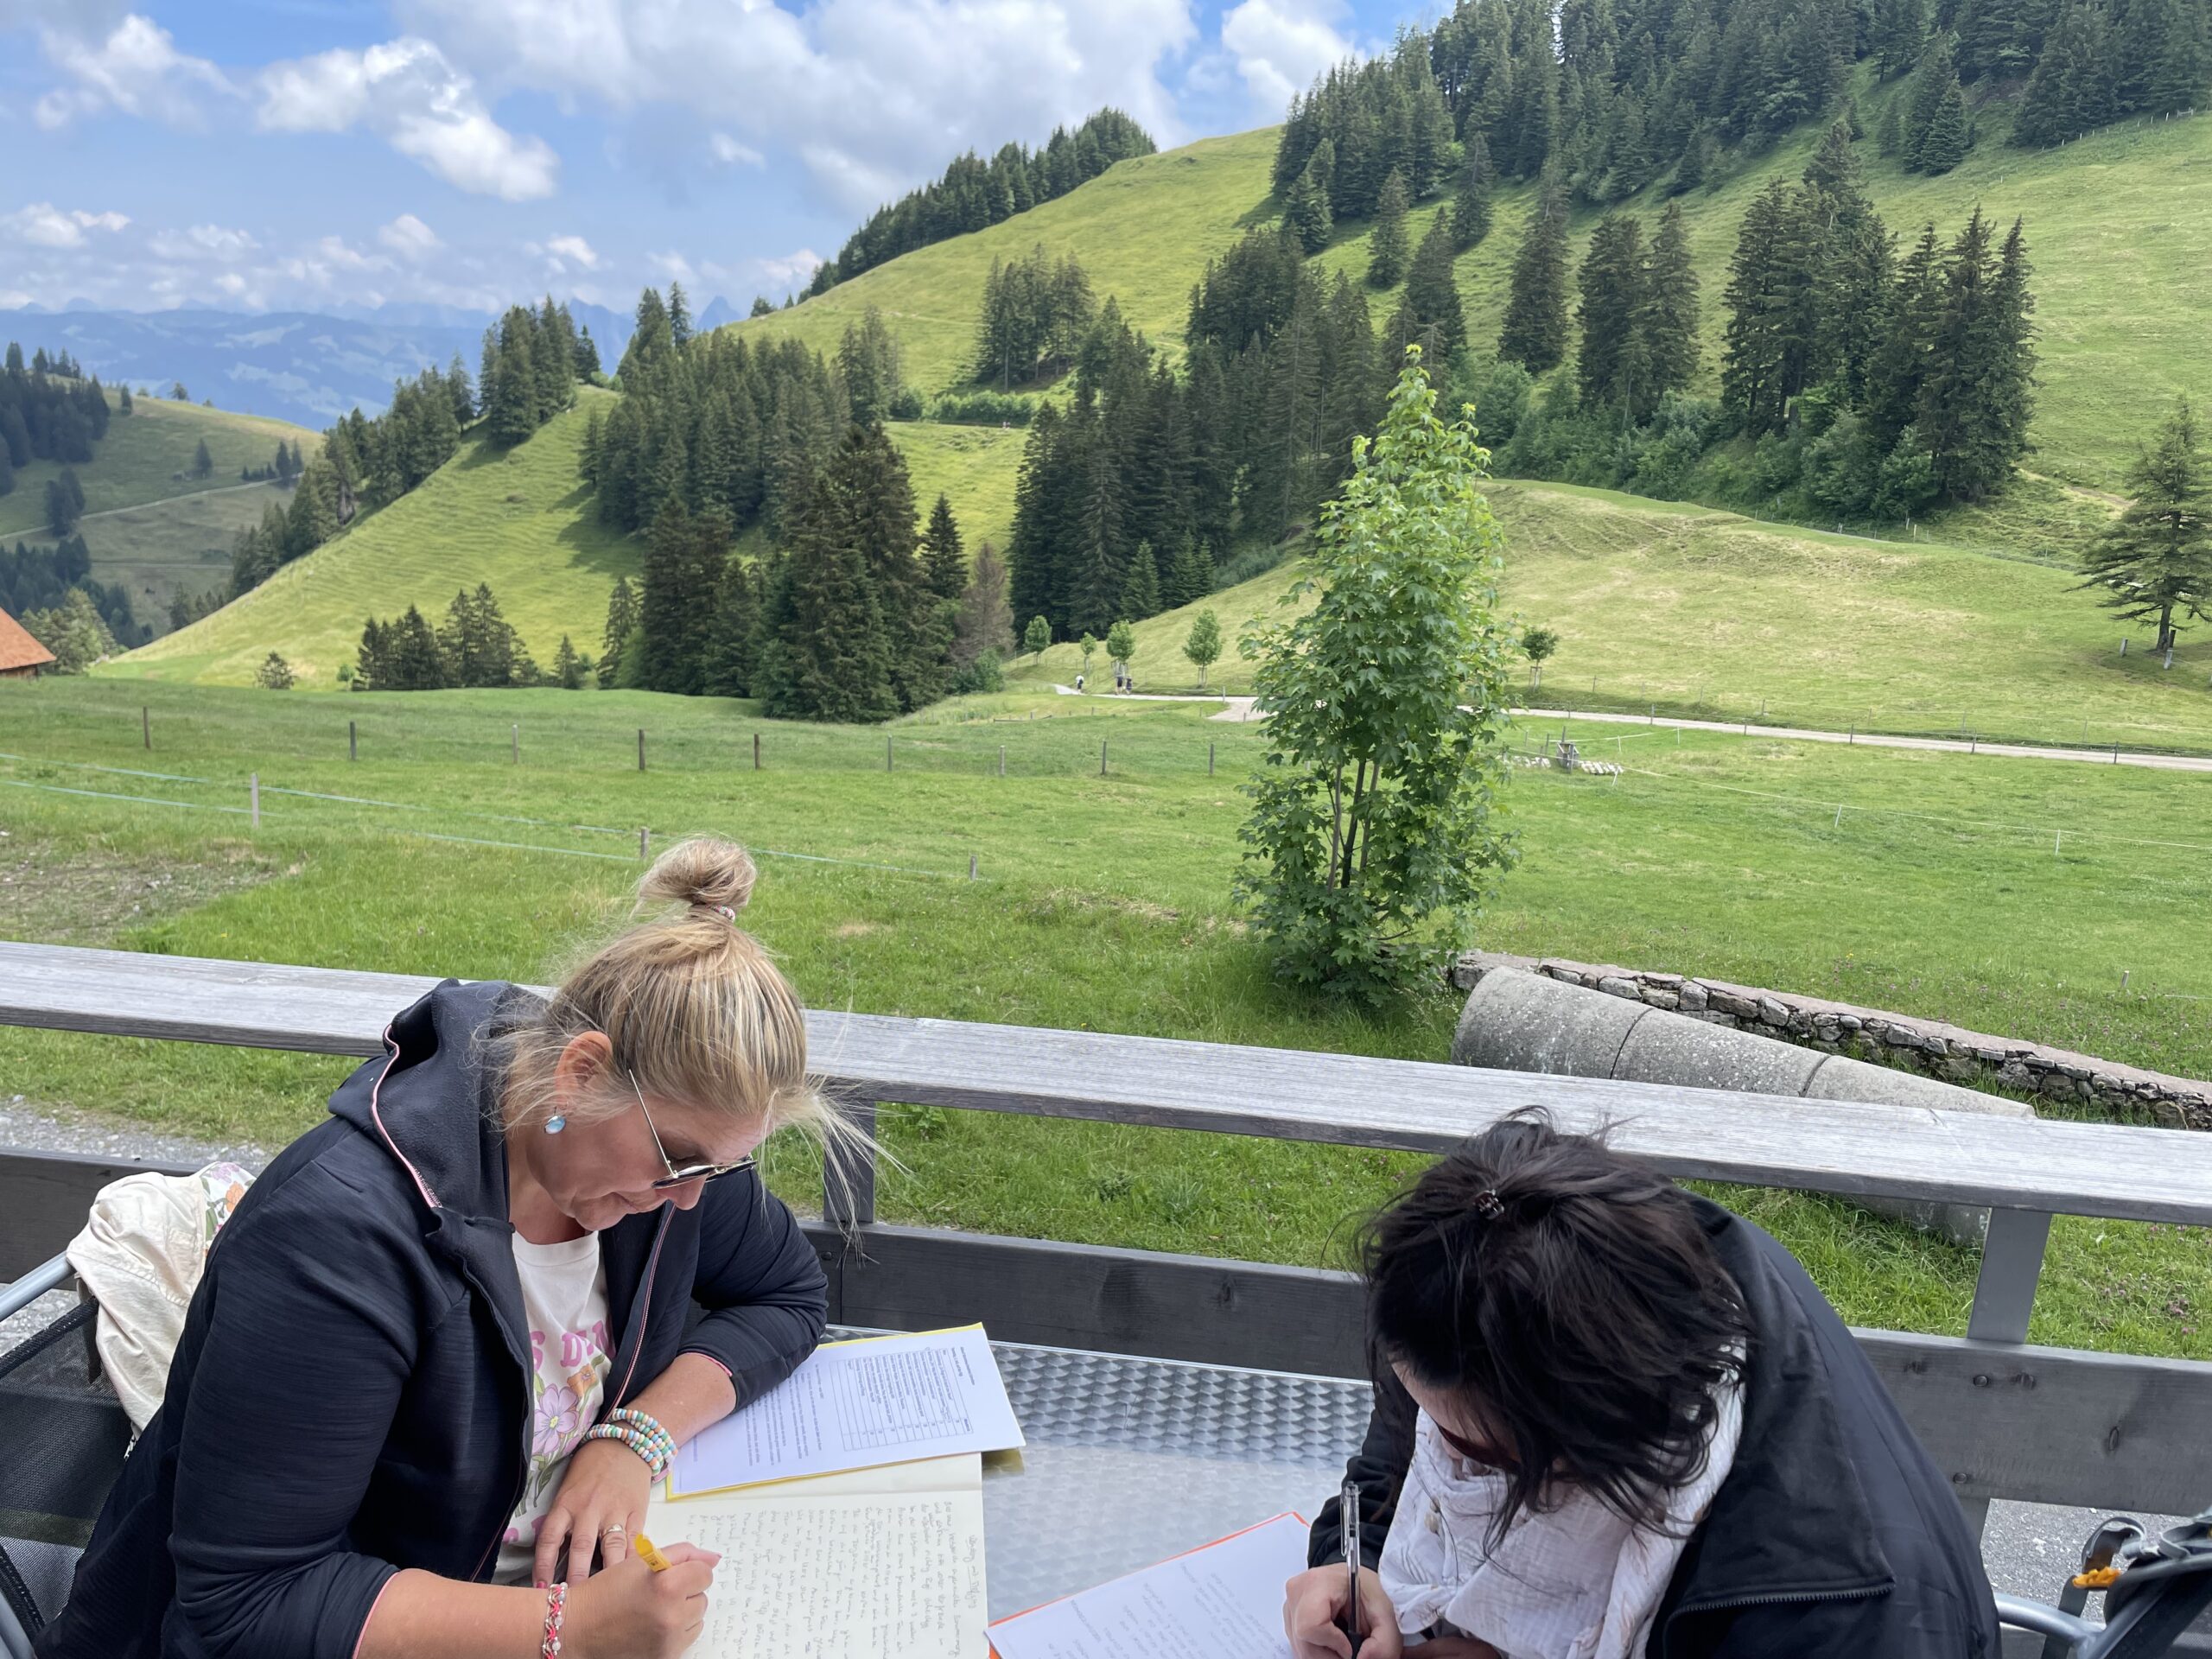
[734,99,2210,503]
[118,393,630,688]
[1010,479,2212,753]
[1312,92,2212,498]
[723,129,1283,391]
[124,99,2210,683]
[0,393,319,633]
[114,397,1027,686]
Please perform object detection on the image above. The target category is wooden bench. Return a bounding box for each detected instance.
[4,938,2211,1539]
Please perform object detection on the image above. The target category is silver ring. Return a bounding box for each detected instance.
[604,1523,626,1539]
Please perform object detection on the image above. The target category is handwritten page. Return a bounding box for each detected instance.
[646,1454,988,1659]
[672,1325,1025,1496]
[988,1513,1310,1659]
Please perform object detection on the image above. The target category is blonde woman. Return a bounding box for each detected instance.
[43,840,839,1659]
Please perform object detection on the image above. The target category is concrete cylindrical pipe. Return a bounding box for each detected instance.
[1452,967,2031,1243]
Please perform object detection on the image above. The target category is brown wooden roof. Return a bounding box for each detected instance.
[0,606,57,673]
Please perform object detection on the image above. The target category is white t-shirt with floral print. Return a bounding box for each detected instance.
[493,1230,613,1584]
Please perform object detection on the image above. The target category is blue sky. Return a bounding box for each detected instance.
[2,0,1421,318]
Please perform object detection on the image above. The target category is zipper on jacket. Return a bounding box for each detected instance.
[1662,1580,1891,1654]
[469,1206,675,1580]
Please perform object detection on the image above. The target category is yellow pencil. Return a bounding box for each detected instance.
[632,1532,671,1573]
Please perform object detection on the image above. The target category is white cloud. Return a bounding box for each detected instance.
[756,247,823,288]
[546,233,600,269]
[312,234,378,270]
[1218,0,1354,111]
[3,201,130,248]
[149,223,258,260]
[35,13,232,130]
[257,36,559,200]
[397,0,1194,210]
[709,131,764,168]
[647,250,696,284]
[0,289,33,310]
[378,213,442,259]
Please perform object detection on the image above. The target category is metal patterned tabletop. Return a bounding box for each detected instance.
[829,1331,1377,1620]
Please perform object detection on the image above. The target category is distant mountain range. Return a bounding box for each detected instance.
[0,300,687,430]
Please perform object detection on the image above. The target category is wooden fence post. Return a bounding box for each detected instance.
[639,827,650,861]
[1208,741,1215,777]
[142,706,150,751]
[637,729,645,772]
[753,733,760,771]
[348,720,357,762]
[998,746,1006,778]
[887,736,893,772]
[969,855,978,880]
[1100,741,1108,777]
[512,723,519,765]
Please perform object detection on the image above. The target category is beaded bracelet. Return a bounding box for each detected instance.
[539,1581,567,1658]
[585,1407,678,1481]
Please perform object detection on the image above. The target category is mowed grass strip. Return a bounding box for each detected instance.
[4,678,2212,1359]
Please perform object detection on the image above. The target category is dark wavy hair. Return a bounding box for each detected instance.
[1359,1111,1751,1548]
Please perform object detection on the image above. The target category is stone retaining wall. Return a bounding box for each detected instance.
[1451,951,2212,1130]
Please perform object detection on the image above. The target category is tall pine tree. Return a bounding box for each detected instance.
[1451,131,1495,251]
[1366,169,1412,288]
[1577,215,1650,416]
[1498,180,1571,373]
[921,492,966,600]
[2073,397,2212,653]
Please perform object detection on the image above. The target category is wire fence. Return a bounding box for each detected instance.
[0,762,977,881]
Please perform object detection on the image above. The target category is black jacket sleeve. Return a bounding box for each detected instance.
[1308,1370,1418,1571]
[167,1163,423,1659]
[677,1169,829,1405]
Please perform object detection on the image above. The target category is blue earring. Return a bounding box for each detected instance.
[543,1115,567,1135]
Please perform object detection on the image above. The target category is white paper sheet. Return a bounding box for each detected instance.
[987,1512,1311,1659]
[671,1325,1025,1496]
[645,1454,988,1659]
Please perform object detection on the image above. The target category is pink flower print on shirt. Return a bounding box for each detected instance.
[532,1381,584,1459]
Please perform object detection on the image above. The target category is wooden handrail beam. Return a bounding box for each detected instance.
[5,942,2211,1224]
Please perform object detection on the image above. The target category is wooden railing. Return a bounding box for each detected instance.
[3,940,2210,1535]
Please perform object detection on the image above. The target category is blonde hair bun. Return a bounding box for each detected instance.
[639,836,757,915]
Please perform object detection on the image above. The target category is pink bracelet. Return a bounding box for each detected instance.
[540,1581,567,1657]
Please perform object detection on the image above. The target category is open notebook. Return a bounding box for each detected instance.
[645,1452,989,1659]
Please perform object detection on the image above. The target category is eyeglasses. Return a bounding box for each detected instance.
[627,1071,757,1190]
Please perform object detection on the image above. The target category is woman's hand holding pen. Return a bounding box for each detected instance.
[1283,1565,1403,1659]
[565,1544,720,1659]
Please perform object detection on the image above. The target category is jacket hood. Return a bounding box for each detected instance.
[328,977,527,1225]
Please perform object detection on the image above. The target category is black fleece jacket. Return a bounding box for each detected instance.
[1310,1199,1999,1659]
[41,978,828,1659]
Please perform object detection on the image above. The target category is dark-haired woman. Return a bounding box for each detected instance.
[1283,1116,1999,1659]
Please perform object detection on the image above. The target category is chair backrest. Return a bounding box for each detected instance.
[0,1303,132,1648]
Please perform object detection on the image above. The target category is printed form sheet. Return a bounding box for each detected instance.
[671,1325,1025,1496]
[988,1512,1311,1659]
[646,1454,988,1659]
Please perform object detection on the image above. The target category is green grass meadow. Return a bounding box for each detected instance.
[6,677,2212,1361]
